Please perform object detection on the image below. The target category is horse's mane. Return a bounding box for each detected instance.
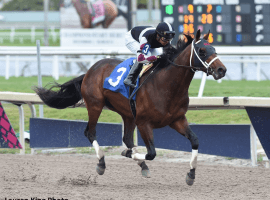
[145,34,194,72]
[163,34,194,60]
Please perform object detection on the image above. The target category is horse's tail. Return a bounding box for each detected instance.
[33,74,85,109]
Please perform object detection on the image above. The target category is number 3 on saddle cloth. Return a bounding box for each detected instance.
[103,57,139,101]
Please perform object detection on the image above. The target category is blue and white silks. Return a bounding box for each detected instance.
[103,57,139,100]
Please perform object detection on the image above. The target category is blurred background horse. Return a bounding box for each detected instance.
[72,0,126,28]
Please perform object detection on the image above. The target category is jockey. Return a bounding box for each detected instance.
[124,22,175,88]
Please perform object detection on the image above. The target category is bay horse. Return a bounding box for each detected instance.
[72,0,122,28]
[34,30,226,186]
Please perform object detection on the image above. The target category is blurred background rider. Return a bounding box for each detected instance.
[124,22,175,88]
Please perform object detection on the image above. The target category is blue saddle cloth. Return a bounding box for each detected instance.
[103,57,139,100]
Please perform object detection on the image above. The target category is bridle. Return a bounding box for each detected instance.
[166,39,220,75]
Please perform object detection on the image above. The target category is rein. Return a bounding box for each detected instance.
[129,62,161,100]
[166,39,219,75]
[166,58,207,73]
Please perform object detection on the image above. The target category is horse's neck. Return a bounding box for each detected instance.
[166,48,194,97]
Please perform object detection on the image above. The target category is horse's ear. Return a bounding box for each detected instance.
[203,30,210,40]
[195,29,201,41]
[182,34,188,43]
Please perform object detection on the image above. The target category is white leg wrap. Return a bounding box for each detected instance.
[190,149,198,169]
[93,140,104,160]
[131,147,146,161]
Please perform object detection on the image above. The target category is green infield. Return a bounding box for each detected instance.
[0,29,60,46]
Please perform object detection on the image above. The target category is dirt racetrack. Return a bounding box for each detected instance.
[1,152,270,200]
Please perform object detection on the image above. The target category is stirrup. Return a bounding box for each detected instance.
[124,79,137,88]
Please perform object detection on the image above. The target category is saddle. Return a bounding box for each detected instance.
[139,63,154,77]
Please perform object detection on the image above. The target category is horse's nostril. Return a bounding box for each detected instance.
[217,67,226,76]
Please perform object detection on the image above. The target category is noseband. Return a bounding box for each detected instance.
[167,39,220,75]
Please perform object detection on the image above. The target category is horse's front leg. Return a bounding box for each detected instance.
[170,118,199,186]
[121,117,150,177]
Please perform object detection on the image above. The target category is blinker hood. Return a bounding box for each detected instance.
[194,39,216,68]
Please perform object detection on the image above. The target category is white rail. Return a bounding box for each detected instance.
[0,46,269,55]
[1,92,270,108]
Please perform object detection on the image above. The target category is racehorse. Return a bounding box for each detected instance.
[72,0,124,28]
[34,30,226,186]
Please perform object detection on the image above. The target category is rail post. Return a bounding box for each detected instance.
[53,55,59,80]
[15,56,19,77]
[36,40,44,118]
[250,125,257,166]
[198,72,207,97]
[18,105,25,155]
[256,62,261,82]
[5,55,10,80]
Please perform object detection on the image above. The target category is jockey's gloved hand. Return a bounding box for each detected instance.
[146,56,158,62]
[158,54,167,60]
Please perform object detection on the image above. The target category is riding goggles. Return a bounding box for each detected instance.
[161,37,173,42]
[157,31,175,41]
[163,31,175,38]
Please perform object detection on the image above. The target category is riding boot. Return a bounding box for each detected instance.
[124,60,143,88]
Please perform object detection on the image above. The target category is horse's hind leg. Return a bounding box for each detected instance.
[84,102,106,175]
[120,117,150,177]
[170,118,199,186]
[102,0,118,28]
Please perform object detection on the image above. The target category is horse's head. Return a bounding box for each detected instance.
[190,30,227,80]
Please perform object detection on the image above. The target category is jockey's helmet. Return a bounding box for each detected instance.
[156,22,175,40]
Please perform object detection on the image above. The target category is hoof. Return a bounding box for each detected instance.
[96,165,105,175]
[186,173,195,186]
[141,169,151,178]
[121,149,127,156]
[139,161,150,178]
[121,149,132,158]
[96,156,106,175]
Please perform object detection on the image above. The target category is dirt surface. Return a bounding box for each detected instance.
[1,147,270,200]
